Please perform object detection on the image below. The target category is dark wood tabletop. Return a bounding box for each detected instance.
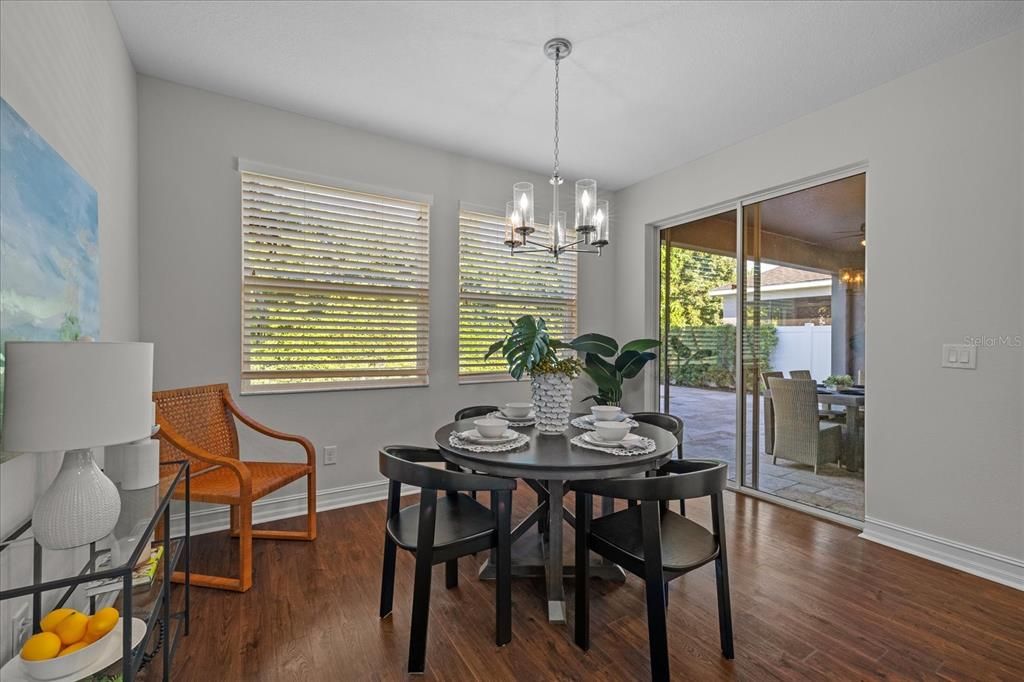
[434,414,678,481]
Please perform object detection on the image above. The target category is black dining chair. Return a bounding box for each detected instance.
[572,459,733,682]
[632,412,685,513]
[452,406,499,500]
[378,446,516,674]
[454,404,498,421]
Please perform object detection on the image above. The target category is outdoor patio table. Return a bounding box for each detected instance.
[435,415,677,624]
[764,389,865,472]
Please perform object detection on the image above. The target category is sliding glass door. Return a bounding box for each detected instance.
[659,172,866,522]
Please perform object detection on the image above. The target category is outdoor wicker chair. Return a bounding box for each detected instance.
[766,377,841,474]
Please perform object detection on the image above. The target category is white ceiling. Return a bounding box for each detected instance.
[110,1,1023,190]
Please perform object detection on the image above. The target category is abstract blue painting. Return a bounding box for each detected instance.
[0,97,99,458]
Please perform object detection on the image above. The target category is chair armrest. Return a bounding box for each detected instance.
[223,391,316,468]
[156,421,252,493]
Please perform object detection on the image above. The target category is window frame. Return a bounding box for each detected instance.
[238,159,433,395]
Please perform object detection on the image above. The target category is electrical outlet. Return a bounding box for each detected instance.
[11,603,30,655]
[323,445,338,465]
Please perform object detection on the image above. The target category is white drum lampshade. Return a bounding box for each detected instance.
[1,342,154,549]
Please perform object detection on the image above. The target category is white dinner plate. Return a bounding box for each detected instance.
[582,432,644,448]
[583,413,633,424]
[456,429,519,444]
[498,409,536,420]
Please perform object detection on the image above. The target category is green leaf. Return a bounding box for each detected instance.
[484,337,506,360]
[620,338,661,353]
[568,333,618,356]
[504,316,550,380]
[616,350,657,379]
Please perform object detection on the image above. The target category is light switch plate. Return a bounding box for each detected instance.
[941,344,976,369]
[323,445,338,465]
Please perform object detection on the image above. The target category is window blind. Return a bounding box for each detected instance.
[241,171,430,393]
[458,207,577,380]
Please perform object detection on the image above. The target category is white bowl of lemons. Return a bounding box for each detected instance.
[19,607,119,680]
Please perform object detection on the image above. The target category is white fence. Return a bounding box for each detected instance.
[770,324,832,380]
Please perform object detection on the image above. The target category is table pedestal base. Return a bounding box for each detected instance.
[477,485,624,623]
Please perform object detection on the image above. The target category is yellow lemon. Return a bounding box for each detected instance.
[54,612,89,646]
[57,641,90,657]
[20,632,62,661]
[86,607,119,640]
[39,608,77,633]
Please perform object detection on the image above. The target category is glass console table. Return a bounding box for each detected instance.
[0,460,191,681]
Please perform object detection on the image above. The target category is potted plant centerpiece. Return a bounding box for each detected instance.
[485,316,582,434]
[485,316,660,433]
[823,374,854,391]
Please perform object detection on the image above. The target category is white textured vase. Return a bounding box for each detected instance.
[32,449,122,549]
[531,373,574,435]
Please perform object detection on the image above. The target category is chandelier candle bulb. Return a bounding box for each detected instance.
[513,182,534,235]
[593,199,610,246]
[575,179,597,232]
[504,200,522,246]
[550,210,566,253]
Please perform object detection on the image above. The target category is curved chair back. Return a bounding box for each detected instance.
[572,459,726,502]
[766,377,819,460]
[379,446,515,493]
[454,405,498,421]
[633,411,683,460]
[632,412,682,439]
[789,369,813,380]
[761,370,783,390]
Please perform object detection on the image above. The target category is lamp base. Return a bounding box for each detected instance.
[32,449,121,550]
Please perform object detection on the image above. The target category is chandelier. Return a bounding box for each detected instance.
[504,38,609,259]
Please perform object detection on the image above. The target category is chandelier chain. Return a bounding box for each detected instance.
[553,52,560,179]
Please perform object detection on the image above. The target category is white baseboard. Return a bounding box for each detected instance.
[169,479,415,537]
[860,517,1023,591]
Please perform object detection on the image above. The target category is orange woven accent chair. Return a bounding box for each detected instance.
[154,383,316,592]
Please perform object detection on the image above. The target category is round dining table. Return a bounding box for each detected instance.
[434,415,678,623]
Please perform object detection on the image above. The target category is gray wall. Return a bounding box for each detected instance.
[137,76,615,508]
[0,0,139,662]
[612,31,1024,566]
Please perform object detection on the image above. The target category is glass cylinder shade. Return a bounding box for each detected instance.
[575,179,597,232]
[550,210,567,252]
[504,201,522,246]
[593,199,610,246]
[512,182,535,235]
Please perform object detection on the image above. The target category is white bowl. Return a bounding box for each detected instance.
[590,405,622,422]
[501,402,533,418]
[593,420,631,442]
[21,625,116,681]
[474,418,509,439]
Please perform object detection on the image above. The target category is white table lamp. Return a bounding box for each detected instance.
[1,341,154,549]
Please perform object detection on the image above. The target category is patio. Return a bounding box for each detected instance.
[667,385,864,520]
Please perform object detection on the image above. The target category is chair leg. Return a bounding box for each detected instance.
[229,505,240,537]
[574,492,591,651]
[495,490,512,646]
[380,535,397,618]
[408,490,437,675]
[712,494,735,660]
[305,469,317,540]
[641,503,669,682]
[238,503,253,592]
[445,559,458,589]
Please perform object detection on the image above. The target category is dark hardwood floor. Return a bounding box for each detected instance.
[159,490,1024,681]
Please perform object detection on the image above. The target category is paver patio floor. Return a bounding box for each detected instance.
[667,385,864,520]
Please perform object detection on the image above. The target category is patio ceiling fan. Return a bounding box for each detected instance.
[827,222,866,246]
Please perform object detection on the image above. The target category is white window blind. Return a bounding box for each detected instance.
[241,170,430,393]
[458,206,577,380]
